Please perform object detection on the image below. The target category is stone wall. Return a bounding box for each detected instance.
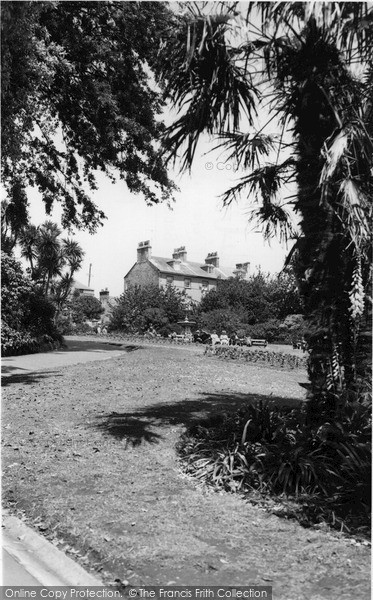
[124,262,159,291]
[158,274,214,303]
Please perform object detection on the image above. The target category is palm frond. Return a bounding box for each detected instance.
[220,157,297,206]
[248,202,297,244]
[219,157,297,243]
[211,131,276,170]
[160,6,258,170]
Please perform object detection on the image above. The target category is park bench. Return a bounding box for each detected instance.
[250,339,268,347]
[170,334,192,343]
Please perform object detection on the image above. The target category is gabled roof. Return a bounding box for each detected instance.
[149,256,235,280]
[72,280,94,292]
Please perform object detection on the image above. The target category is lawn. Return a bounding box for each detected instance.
[2,340,370,599]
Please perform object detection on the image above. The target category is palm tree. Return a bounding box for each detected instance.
[52,238,84,320]
[36,221,63,296]
[18,224,40,279]
[18,220,85,318]
[159,2,372,425]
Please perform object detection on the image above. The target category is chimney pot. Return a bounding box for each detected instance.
[172,245,187,262]
[205,252,219,268]
[137,240,152,263]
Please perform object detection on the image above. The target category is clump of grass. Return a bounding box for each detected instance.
[178,400,371,534]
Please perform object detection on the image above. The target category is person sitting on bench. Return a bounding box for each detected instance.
[220,330,229,346]
[210,331,220,346]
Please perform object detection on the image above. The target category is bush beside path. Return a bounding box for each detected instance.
[2,340,370,599]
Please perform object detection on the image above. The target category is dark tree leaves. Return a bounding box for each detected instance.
[1,1,176,232]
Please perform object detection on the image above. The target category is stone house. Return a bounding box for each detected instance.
[123,241,250,303]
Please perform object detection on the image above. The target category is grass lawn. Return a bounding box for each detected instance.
[2,340,370,599]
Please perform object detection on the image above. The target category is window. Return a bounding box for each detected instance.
[184,278,191,288]
[201,280,209,294]
[166,276,174,285]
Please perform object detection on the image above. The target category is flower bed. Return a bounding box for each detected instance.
[88,332,194,346]
[205,344,307,370]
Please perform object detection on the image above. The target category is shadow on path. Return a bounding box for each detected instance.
[95,391,302,446]
[62,340,144,353]
[1,370,63,387]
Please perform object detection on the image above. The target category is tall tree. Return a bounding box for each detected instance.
[160,2,372,425]
[1,1,176,233]
[109,283,187,333]
[70,294,104,324]
[20,220,84,317]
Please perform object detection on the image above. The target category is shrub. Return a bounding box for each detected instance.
[278,314,307,344]
[245,319,282,342]
[74,322,96,334]
[109,284,187,333]
[178,400,371,532]
[70,294,104,324]
[1,322,38,356]
[198,309,244,335]
[1,252,62,356]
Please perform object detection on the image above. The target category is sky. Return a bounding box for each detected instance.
[26,145,291,298]
[19,1,294,299]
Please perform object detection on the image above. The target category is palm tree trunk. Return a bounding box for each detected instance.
[292,22,369,425]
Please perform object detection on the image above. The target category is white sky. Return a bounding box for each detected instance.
[26,147,290,298]
[20,2,294,298]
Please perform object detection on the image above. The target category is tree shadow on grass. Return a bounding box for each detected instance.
[1,370,63,387]
[94,391,302,446]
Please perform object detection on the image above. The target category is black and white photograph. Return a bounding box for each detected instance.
[1,1,372,598]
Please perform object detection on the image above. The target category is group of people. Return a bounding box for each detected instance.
[146,324,158,337]
[194,329,250,346]
[292,338,308,352]
[209,330,233,346]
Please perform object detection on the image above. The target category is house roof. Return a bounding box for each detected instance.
[149,256,236,280]
[72,280,94,292]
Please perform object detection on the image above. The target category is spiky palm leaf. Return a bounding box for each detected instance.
[159,5,258,170]
[211,131,276,170]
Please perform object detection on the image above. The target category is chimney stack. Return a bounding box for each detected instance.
[100,288,109,299]
[205,251,220,268]
[234,262,250,279]
[172,246,187,262]
[137,240,152,263]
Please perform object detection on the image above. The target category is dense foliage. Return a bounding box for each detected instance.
[200,271,302,322]
[16,219,85,320]
[160,2,372,425]
[162,1,372,525]
[197,270,304,342]
[69,294,104,324]
[109,284,189,336]
[1,1,176,234]
[179,399,371,533]
[1,252,62,356]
